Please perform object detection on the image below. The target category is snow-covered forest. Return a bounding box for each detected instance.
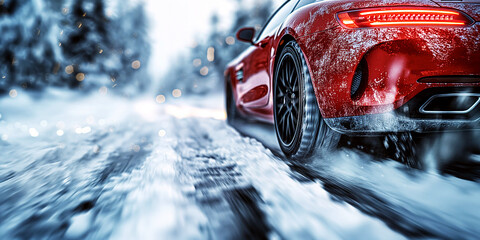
[0,0,150,95]
[0,0,278,97]
[159,0,276,95]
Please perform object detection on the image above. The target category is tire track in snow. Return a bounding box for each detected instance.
[174,118,403,240]
[0,121,156,239]
[0,92,408,239]
[173,118,270,239]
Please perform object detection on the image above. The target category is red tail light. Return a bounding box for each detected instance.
[337,7,474,28]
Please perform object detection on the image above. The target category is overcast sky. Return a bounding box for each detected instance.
[143,0,285,78]
[144,0,235,76]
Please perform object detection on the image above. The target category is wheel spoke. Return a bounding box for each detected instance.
[292,99,299,111]
[280,64,288,89]
[279,112,286,125]
[291,104,298,117]
[292,115,297,128]
[289,112,295,134]
[288,63,295,85]
[275,54,303,145]
[277,103,287,117]
[285,61,289,80]
[277,87,285,98]
[284,111,290,137]
[277,74,285,89]
[292,77,298,91]
[281,75,287,91]
[292,85,299,93]
[280,108,288,125]
[277,59,290,143]
[284,64,291,89]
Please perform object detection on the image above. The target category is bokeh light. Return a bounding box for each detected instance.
[158,129,166,137]
[172,89,182,98]
[56,129,64,136]
[193,58,202,67]
[65,65,74,74]
[156,95,166,104]
[83,127,91,134]
[29,128,39,137]
[76,73,85,81]
[207,47,215,62]
[200,66,209,76]
[226,36,235,45]
[9,89,17,98]
[131,60,141,69]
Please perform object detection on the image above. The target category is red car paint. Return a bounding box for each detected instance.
[225,0,480,132]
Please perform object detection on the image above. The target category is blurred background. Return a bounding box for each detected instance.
[2,1,480,239]
[0,0,283,98]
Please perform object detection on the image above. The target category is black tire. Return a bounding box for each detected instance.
[274,41,339,159]
[226,78,238,126]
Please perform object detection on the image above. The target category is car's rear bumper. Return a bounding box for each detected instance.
[326,114,480,135]
[301,22,480,119]
[325,87,480,135]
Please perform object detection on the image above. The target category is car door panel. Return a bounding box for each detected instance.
[235,0,298,109]
[236,42,271,108]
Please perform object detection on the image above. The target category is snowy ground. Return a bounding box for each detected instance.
[1,90,479,239]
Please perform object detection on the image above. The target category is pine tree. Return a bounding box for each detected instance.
[0,0,62,92]
[0,0,150,95]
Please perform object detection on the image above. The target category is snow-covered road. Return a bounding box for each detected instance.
[1,90,479,239]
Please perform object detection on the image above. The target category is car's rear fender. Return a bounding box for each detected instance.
[298,22,480,119]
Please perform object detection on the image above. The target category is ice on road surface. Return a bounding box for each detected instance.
[0,90,479,239]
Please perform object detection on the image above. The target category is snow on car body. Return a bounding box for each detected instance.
[225,0,480,157]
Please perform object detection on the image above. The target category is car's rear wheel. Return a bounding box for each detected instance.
[274,41,339,159]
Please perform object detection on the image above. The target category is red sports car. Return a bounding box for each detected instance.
[225,0,480,158]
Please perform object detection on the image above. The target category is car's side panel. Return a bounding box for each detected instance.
[235,44,271,108]
[226,1,301,122]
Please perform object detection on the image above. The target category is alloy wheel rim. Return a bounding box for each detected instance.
[276,53,300,146]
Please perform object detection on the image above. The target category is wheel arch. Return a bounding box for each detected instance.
[273,34,296,86]
[273,34,321,114]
